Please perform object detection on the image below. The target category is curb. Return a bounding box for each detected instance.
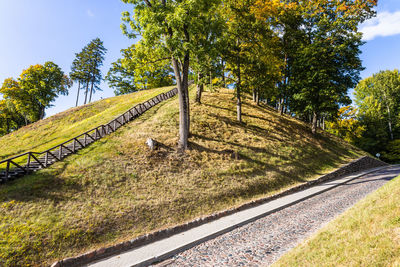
[52,156,387,267]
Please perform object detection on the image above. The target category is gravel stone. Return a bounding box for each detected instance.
[153,165,400,267]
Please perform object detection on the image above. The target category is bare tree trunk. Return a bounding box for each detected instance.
[386,104,394,140]
[84,82,89,105]
[383,91,394,140]
[253,89,256,102]
[237,58,242,123]
[279,98,284,115]
[221,59,226,88]
[186,70,190,137]
[172,54,190,150]
[196,72,203,104]
[89,79,94,103]
[209,69,213,91]
[388,115,394,140]
[256,90,260,105]
[6,118,9,134]
[312,111,318,134]
[39,105,45,120]
[76,81,81,107]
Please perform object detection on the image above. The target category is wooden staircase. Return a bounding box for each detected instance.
[0,87,178,184]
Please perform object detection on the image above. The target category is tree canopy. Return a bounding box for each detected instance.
[1,62,71,124]
[115,0,378,151]
[70,38,107,105]
[106,44,174,96]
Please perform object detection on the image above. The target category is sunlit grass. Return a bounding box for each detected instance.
[274,175,400,267]
[0,86,174,161]
[0,87,365,266]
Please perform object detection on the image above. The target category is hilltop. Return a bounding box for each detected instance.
[0,86,365,265]
[0,86,174,160]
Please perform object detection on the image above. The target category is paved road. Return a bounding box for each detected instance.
[153,165,400,267]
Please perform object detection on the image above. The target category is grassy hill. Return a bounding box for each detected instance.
[274,175,400,267]
[0,86,174,161]
[0,86,366,266]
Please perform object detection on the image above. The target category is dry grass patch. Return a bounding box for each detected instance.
[274,175,400,267]
[0,87,365,266]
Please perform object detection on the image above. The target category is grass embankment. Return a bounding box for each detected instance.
[274,175,400,267]
[0,86,174,161]
[0,87,365,266]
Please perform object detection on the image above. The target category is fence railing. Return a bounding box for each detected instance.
[0,87,178,183]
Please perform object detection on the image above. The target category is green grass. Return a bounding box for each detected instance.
[0,86,174,161]
[274,175,400,267]
[0,87,365,266]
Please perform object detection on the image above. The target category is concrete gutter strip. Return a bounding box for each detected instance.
[87,165,387,267]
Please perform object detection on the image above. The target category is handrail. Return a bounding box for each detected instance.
[0,87,179,183]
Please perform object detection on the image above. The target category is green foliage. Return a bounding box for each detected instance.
[355,69,400,161]
[106,45,174,95]
[121,0,224,149]
[252,0,376,133]
[382,140,400,163]
[326,106,365,145]
[70,38,107,104]
[0,99,25,135]
[289,2,369,127]
[0,62,71,127]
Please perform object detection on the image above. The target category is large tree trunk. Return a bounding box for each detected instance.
[76,81,81,107]
[196,72,203,104]
[172,54,190,151]
[253,89,256,102]
[39,105,45,120]
[311,111,318,134]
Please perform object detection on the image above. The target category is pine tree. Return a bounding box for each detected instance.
[71,38,107,105]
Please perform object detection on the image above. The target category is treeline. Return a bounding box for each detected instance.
[0,38,107,136]
[327,70,400,163]
[118,0,377,150]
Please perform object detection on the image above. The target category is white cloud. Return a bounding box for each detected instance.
[87,9,95,18]
[360,11,400,41]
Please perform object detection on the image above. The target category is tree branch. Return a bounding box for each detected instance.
[144,0,152,7]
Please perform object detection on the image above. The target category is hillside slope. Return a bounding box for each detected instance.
[0,86,174,160]
[0,87,366,265]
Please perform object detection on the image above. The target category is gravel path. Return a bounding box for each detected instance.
[153,165,400,267]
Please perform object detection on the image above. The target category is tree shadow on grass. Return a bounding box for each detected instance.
[0,140,107,203]
[0,162,80,203]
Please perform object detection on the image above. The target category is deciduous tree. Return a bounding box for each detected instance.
[121,0,221,150]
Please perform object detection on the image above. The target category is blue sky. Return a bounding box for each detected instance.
[0,0,400,117]
[0,0,132,116]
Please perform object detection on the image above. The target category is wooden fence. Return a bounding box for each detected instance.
[0,87,178,183]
